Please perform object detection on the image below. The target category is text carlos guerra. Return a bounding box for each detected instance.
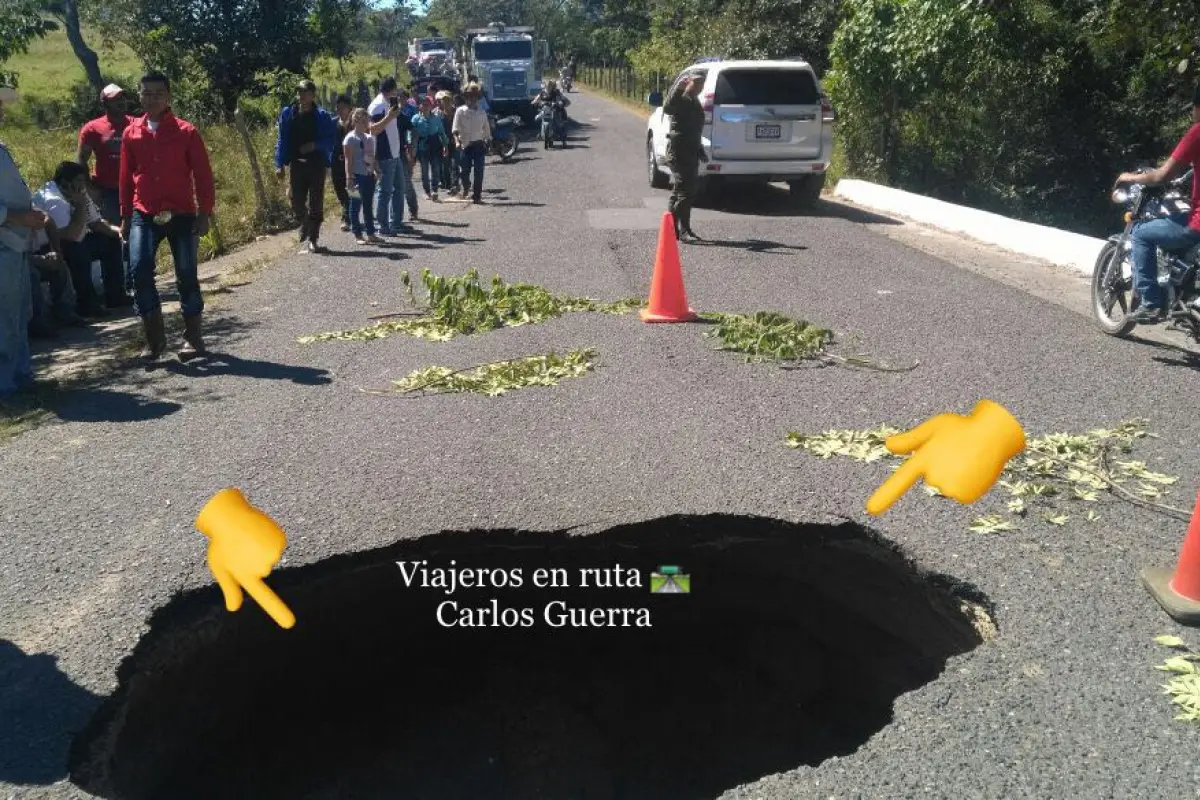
[397,561,653,628]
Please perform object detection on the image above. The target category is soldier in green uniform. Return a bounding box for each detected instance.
[664,74,709,242]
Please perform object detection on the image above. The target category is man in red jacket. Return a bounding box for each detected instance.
[120,71,216,362]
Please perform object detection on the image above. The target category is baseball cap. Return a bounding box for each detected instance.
[100,83,124,101]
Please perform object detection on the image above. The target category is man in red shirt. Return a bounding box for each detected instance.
[120,71,217,362]
[76,83,133,309]
[1113,83,1200,325]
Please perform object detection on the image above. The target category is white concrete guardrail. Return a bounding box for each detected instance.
[833,179,1108,276]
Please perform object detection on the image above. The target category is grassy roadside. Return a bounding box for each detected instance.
[3,27,406,269]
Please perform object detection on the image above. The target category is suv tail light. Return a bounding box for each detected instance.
[702,92,714,124]
[820,95,836,123]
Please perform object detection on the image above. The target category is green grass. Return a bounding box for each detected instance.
[3,124,294,269]
[4,25,141,116]
[0,25,381,265]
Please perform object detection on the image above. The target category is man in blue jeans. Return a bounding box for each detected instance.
[1114,83,1200,325]
[368,77,414,236]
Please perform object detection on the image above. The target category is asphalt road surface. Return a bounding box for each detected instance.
[4,89,1200,799]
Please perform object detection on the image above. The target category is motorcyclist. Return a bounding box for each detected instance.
[533,80,567,107]
[533,80,569,120]
[1113,83,1200,325]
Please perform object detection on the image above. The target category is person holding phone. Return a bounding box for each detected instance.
[368,77,415,236]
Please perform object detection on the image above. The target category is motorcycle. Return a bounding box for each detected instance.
[537,100,569,149]
[487,114,521,162]
[1092,167,1200,339]
[560,70,574,92]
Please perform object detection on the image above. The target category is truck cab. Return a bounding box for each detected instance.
[462,23,549,123]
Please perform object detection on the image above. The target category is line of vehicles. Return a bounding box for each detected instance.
[411,36,1200,348]
[408,23,551,125]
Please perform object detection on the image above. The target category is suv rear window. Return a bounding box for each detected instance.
[714,69,819,106]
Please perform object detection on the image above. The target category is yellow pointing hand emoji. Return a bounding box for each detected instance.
[866,400,1026,516]
[195,488,296,629]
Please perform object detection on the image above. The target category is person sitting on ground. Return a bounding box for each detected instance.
[32,161,122,320]
[28,218,82,338]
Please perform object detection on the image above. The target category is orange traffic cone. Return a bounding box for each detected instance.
[1141,486,1200,625]
[641,212,698,323]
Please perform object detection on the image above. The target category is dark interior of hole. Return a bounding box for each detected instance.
[69,515,988,800]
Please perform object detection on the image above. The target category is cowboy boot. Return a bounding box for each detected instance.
[179,314,207,361]
[139,310,167,362]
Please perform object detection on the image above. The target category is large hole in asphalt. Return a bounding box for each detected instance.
[68,514,994,800]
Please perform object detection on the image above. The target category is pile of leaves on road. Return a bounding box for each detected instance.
[1153,635,1200,724]
[298,269,643,344]
[786,419,1182,532]
[366,349,598,397]
[700,311,918,371]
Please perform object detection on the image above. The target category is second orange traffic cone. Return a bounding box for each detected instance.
[1141,486,1200,625]
[641,212,698,323]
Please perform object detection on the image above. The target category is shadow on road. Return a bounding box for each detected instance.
[484,201,548,208]
[0,639,101,787]
[320,248,409,261]
[698,184,903,225]
[690,238,809,254]
[165,353,332,385]
[51,387,184,423]
[406,231,488,246]
[408,219,469,229]
[1128,333,1200,368]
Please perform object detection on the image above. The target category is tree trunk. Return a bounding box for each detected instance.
[221,86,240,122]
[234,106,270,228]
[57,0,103,92]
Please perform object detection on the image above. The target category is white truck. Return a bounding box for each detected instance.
[460,22,549,123]
[408,36,455,74]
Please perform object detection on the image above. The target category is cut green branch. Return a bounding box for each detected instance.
[361,349,599,397]
[700,311,918,371]
[1153,635,1200,724]
[785,420,1183,531]
[299,269,643,343]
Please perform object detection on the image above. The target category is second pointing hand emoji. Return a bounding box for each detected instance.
[866,400,1026,516]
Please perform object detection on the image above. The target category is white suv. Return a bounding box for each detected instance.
[646,58,835,208]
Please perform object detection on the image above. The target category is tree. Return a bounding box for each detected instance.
[131,0,322,119]
[0,0,58,88]
[43,0,103,92]
[311,0,365,77]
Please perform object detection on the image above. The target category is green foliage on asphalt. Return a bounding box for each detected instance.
[786,420,1179,532]
[386,349,598,396]
[1154,635,1200,724]
[298,269,642,343]
[701,312,833,363]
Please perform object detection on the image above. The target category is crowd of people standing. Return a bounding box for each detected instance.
[0,69,511,398]
[275,75,498,249]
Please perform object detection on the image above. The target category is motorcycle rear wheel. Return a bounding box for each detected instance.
[1091,239,1138,337]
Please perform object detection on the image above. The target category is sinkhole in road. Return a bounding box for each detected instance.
[68,514,994,800]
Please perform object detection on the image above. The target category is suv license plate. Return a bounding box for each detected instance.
[755,124,781,139]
